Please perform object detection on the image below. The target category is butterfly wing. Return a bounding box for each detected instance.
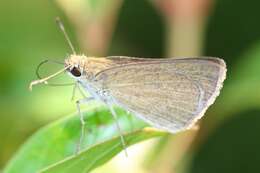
[94,57,226,133]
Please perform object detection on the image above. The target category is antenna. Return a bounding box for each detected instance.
[34,59,74,87]
[56,17,76,54]
[29,65,71,91]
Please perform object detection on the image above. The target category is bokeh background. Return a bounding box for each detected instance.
[1,0,260,172]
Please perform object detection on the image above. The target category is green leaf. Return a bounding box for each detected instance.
[4,107,165,173]
[40,128,164,173]
[213,41,260,120]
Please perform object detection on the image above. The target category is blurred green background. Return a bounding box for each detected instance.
[1,0,260,172]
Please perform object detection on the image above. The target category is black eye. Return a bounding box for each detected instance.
[70,67,81,77]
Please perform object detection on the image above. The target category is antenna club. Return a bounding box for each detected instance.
[55,17,65,31]
[55,17,76,54]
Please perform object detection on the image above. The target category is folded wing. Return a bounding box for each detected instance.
[95,57,226,133]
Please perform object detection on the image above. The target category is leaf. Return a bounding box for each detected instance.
[190,109,260,173]
[4,107,165,173]
[213,41,260,120]
[40,128,164,173]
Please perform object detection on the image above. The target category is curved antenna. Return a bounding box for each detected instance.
[35,59,75,87]
[56,17,76,54]
[29,65,71,91]
[36,59,63,79]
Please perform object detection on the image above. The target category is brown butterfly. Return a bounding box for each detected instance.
[29,18,226,155]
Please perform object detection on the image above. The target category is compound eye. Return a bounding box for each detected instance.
[70,67,81,77]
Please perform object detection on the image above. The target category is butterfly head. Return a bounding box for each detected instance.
[65,55,87,78]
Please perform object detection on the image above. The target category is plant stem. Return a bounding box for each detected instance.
[56,0,123,56]
[148,0,214,172]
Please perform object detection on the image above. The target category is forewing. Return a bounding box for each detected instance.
[95,57,226,133]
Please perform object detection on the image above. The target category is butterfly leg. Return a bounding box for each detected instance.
[71,82,88,101]
[107,104,128,157]
[75,97,94,154]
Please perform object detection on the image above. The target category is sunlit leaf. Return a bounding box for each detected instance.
[40,128,164,173]
[4,107,165,173]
